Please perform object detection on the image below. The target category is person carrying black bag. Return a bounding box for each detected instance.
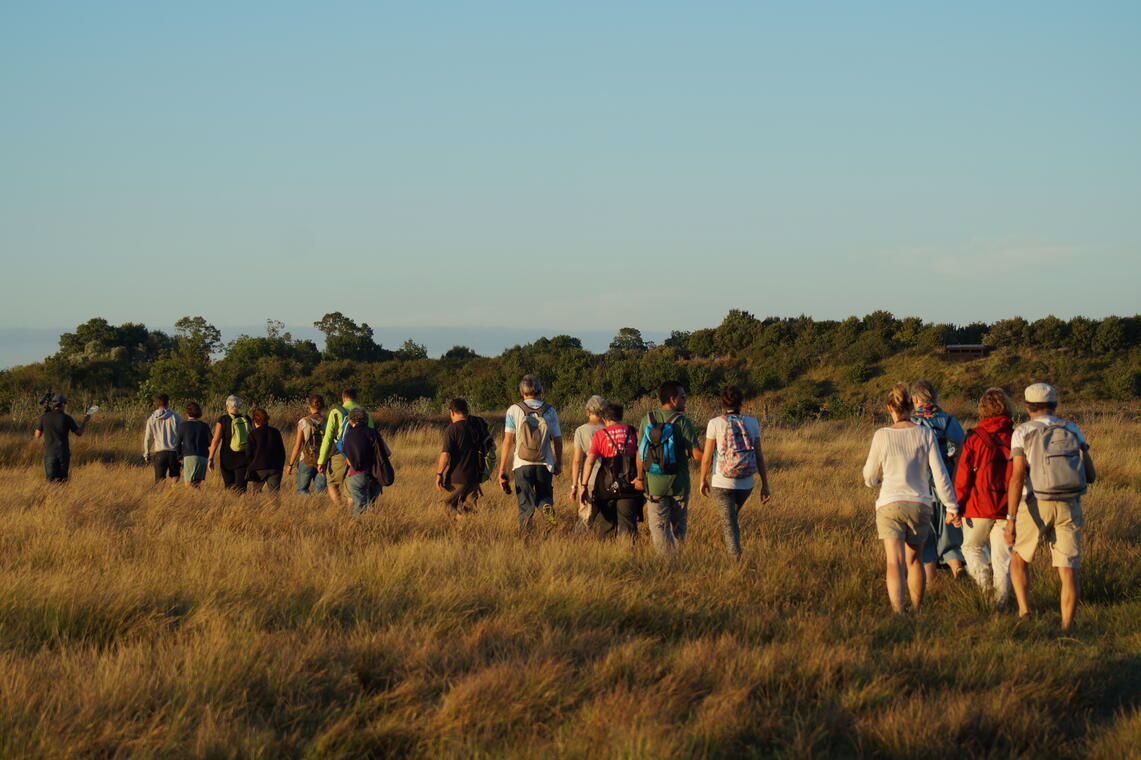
[579,402,644,543]
[341,406,393,516]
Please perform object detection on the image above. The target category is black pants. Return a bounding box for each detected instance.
[220,464,248,492]
[593,497,643,541]
[247,468,282,493]
[152,450,181,482]
[44,449,70,482]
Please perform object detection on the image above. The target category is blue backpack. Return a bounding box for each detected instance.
[333,405,371,454]
[639,411,681,477]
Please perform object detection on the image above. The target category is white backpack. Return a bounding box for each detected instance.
[717,415,757,479]
[1025,420,1087,499]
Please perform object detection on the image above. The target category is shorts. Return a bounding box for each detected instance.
[876,501,933,550]
[182,455,208,483]
[443,482,481,513]
[1014,496,1083,568]
[325,454,349,488]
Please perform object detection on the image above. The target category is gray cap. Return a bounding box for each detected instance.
[1024,383,1057,403]
[51,394,67,405]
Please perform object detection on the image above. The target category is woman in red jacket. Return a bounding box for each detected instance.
[954,388,1015,607]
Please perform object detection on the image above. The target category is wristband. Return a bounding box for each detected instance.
[1006,514,1016,521]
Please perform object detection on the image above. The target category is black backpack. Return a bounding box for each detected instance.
[593,425,640,500]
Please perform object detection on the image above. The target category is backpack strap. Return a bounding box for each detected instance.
[667,412,681,425]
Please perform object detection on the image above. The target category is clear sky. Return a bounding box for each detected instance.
[1,1,1138,336]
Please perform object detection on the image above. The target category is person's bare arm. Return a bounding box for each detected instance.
[699,438,715,497]
[571,445,585,500]
[552,436,563,476]
[287,423,304,473]
[755,438,771,502]
[33,429,42,439]
[207,422,223,471]
[499,432,515,485]
[435,451,450,492]
[1005,456,1028,545]
[580,452,598,503]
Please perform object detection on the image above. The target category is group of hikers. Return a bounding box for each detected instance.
[34,374,1094,627]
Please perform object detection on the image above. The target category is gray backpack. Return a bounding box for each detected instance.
[1025,421,1087,499]
[514,402,552,462]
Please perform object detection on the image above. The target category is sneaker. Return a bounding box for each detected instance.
[540,503,557,527]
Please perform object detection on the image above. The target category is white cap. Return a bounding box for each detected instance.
[1024,383,1057,404]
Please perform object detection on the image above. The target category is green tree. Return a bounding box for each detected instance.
[983,317,1029,347]
[395,339,429,361]
[1093,317,1128,354]
[314,312,388,362]
[609,327,648,352]
[713,309,762,354]
[442,345,479,361]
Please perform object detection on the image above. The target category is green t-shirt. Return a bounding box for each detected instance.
[638,410,699,498]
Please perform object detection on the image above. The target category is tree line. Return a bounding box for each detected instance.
[2,310,1138,417]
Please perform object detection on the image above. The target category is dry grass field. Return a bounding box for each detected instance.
[0,399,1138,758]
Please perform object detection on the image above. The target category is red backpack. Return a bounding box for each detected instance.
[963,428,1012,517]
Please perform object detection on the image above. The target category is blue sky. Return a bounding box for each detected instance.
[1,1,1138,339]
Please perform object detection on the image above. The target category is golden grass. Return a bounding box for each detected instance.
[0,402,1138,758]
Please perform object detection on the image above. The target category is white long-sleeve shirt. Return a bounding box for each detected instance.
[862,424,958,512]
[143,408,182,455]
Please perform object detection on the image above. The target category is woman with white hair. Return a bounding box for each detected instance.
[207,395,253,492]
[570,395,606,531]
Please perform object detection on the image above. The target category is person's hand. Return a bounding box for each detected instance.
[570,484,580,501]
[143,454,150,464]
[760,484,772,503]
[207,459,215,472]
[632,477,645,492]
[551,463,562,477]
[317,464,326,474]
[699,481,711,497]
[1004,519,1016,546]
[947,513,962,529]
[435,475,446,493]
[286,463,294,475]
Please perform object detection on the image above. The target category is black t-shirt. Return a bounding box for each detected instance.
[215,414,252,468]
[247,425,286,472]
[442,417,485,486]
[36,410,78,453]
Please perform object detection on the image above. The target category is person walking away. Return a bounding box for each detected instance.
[954,388,1015,607]
[570,395,606,532]
[143,393,182,484]
[1005,383,1095,630]
[207,395,252,492]
[33,394,90,482]
[436,398,492,519]
[342,406,390,516]
[317,388,372,505]
[287,395,327,495]
[580,402,644,543]
[497,375,563,533]
[246,408,286,493]
[634,381,704,557]
[863,384,961,615]
[911,379,967,582]
[175,402,212,488]
[699,386,772,560]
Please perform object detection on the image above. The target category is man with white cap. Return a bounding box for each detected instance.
[1004,383,1096,630]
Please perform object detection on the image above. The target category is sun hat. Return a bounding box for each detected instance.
[1024,383,1057,404]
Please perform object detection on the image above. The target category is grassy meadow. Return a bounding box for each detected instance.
[0,399,1138,758]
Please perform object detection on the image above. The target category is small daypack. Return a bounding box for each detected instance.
[228,414,250,452]
[471,415,497,483]
[914,413,957,462]
[369,428,396,487]
[594,425,640,500]
[514,402,552,462]
[964,428,1010,515]
[1025,420,1087,498]
[333,405,370,454]
[716,414,757,479]
[301,415,324,466]
[640,411,680,477]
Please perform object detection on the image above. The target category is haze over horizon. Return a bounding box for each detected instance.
[2,2,1138,335]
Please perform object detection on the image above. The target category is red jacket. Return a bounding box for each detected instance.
[953,415,1014,519]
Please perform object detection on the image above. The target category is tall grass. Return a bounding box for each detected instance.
[0,402,1137,758]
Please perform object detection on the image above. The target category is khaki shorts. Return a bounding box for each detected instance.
[1014,497,1083,568]
[325,453,349,488]
[876,501,933,550]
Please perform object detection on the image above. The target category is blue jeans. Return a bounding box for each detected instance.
[296,462,327,495]
[647,494,688,556]
[711,487,752,558]
[348,473,380,516]
[514,466,553,531]
[44,449,70,482]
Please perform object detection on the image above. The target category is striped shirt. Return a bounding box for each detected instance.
[862,425,959,511]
